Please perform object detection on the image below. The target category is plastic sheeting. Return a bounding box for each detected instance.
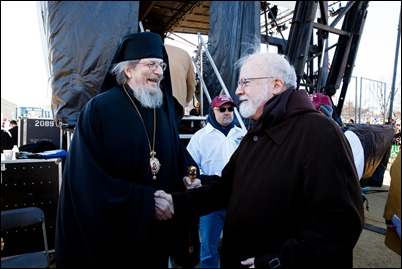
[202,2,260,110]
[347,124,396,187]
[42,1,261,127]
[40,1,139,127]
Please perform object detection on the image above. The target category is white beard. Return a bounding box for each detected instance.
[239,101,257,119]
[132,85,163,108]
[239,87,269,118]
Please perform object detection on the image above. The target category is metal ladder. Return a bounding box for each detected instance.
[179,33,246,142]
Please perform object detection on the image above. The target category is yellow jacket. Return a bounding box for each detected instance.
[383,152,401,255]
[165,44,196,113]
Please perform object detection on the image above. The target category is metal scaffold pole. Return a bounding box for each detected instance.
[388,8,401,123]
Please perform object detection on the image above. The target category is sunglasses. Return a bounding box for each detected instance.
[214,107,234,113]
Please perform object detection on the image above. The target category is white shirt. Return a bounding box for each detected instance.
[186,123,246,176]
[344,130,365,180]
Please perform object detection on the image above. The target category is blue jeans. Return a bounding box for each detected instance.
[199,209,226,268]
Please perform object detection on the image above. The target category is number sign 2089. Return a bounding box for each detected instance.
[34,120,55,127]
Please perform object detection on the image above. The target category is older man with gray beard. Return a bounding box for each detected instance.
[56,32,198,268]
[156,51,364,268]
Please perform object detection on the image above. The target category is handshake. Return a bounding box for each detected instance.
[154,175,202,220]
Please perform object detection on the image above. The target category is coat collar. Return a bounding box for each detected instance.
[252,89,317,146]
[266,116,300,146]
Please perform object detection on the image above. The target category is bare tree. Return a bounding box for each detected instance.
[341,101,356,119]
[366,80,387,118]
[365,79,400,121]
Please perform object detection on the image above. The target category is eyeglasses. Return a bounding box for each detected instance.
[237,77,274,88]
[138,61,167,71]
[214,107,234,113]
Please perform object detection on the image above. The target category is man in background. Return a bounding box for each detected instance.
[165,44,196,123]
[8,120,18,146]
[1,128,13,153]
[186,95,246,267]
[383,152,401,256]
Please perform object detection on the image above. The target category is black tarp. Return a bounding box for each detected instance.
[347,124,396,187]
[42,1,261,126]
[41,1,139,127]
[202,1,260,111]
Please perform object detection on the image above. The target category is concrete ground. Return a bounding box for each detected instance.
[353,159,401,268]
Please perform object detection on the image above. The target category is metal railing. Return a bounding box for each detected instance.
[192,33,246,131]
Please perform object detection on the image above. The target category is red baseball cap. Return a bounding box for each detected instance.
[211,95,236,109]
[309,93,332,109]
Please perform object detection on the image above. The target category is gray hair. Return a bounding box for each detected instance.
[111,60,140,85]
[236,49,297,89]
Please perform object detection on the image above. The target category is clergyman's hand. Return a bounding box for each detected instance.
[241,257,255,268]
[154,190,174,220]
[154,190,173,203]
[154,197,173,220]
[183,176,202,189]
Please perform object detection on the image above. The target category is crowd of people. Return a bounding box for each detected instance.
[342,116,401,127]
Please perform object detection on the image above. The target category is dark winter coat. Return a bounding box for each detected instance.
[173,89,364,268]
[8,126,18,146]
[1,129,13,153]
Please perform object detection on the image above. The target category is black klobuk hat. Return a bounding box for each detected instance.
[98,32,164,93]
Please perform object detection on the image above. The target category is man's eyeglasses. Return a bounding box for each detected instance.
[214,107,234,113]
[138,61,167,71]
[237,77,274,88]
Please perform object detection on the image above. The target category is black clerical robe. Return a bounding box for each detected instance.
[56,85,196,268]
